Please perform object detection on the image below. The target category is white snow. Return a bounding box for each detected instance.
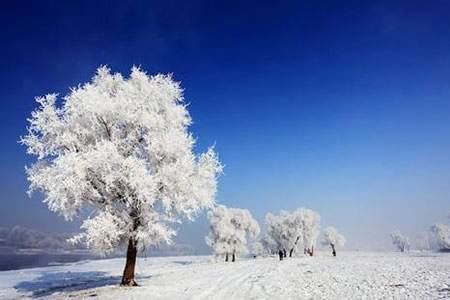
[1,251,449,299]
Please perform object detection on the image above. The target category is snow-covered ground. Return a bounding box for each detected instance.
[1,251,449,299]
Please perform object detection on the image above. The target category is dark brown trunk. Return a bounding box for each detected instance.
[310,246,314,256]
[331,244,336,257]
[289,236,300,258]
[283,249,287,258]
[232,250,236,262]
[225,253,229,262]
[121,238,138,286]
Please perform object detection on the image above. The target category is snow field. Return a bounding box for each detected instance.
[0,251,449,299]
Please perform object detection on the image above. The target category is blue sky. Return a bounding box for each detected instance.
[1,0,450,251]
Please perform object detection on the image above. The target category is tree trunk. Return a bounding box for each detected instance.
[225,253,229,262]
[121,238,138,286]
[331,244,336,257]
[310,246,314,256]
[232,250,236,262]
[289,236,300,258]
[283,249,287,258]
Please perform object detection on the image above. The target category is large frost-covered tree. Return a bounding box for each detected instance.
[205,205,260,262]
[322,226,345,256]
[21,66,222,286]
[390,232,410,252]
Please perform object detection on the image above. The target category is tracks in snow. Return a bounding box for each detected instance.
[195,258,293,300]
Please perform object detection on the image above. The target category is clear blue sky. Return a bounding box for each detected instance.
[1,0,449,251]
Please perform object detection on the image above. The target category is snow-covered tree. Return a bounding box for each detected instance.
[206,205,260,262]
[264,211,295,257]
[250,241,264,257]
[264,208,320,257]
[260,234,278,255]
[297,208,321,256]
[322,226,345,256]
[430,224,450,251]
[413,231,432,251]
[390,232,410,252]
[21,66,222,286]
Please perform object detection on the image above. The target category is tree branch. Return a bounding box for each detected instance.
[98,116,112,140]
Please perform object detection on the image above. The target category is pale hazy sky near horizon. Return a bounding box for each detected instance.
[1,0,450,252]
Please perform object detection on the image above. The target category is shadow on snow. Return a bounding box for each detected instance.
[172,260,193,266]
[14,271,127,298]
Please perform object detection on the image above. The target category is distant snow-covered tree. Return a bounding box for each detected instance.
[250,241,265,257]
[321,226,345,256]
[298,208,321,256]
[260,234,278,255]
[430,224,450,251]
[265,211,294,258]
[206,205,260,262]
[413,231,432,251]
[21,66,222,286]
[264,208,321,258]
[4,226,77,250]
[390,232,410,252]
